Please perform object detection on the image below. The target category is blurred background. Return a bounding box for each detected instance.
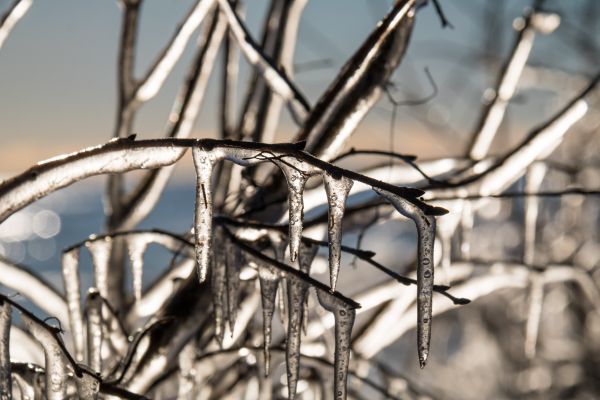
[0,1,599,399]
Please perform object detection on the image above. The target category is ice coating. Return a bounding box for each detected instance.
[192,147,223,283]
[0,300,11,399]
[316,289,356,400]
[85,289,103,373]
[85,237,112,300]
[323,173,353,290]
[298,242,318,334]
[20,313,70,400]
[374,187,436,368]
[285,275,310,400]
[278,162,308,262]
[226,241,242,334]
[61,248,84,362]
[211,230,227,346]
[258,264,280,375]
[127,236,150,302]
[75,372,100,400]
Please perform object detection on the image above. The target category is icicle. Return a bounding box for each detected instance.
[285,275,310,400]
[316,290,356,400]
[0,300,11,399]
[374,188,436,369]
[258,264,280,375]
[298,242,318,334]
[20,314,69,400]
[85,289,103,373]
[85,237,112,300]
[75,372,100,400]
[127,236,149,302]
[61,248,84,362]
[278,163,308,262]
[211,230,227,347]
[226,240,242,334]
[277,280,288,326]
[323,173,353,291]
[192,147,223,283]
[298,241,318,275]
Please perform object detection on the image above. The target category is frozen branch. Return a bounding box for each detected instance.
[134,0,215,102]
[468,9,561,161]
[0,0,31,50]
[216,0,310,123]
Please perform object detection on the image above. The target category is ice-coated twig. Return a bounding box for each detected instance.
[0,0,32,50]
[523,163,546,358]
[0,138,443,225]
[316,290,357,400]
[0,299,11,398]
[0,256,68,325]
[237,0,308,143]
[116,9,227,231]
[323,173,353,290]
[374,188,436,368]
[85,289,103,373]
[295,0,416,161]
[469,9,561,160]
[61,248,85,362]
[134,0,215,102]
[216,0,310,123]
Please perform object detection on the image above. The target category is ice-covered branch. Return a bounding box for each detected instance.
[134,0,215,102]
[216,0,310,123]
[468,8,561,160]
[295,0,417,161]
[0,138,444,225]
[0,0,31,50]
[0,256,68,324]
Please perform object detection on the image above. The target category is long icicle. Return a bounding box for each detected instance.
[258,264,280,375]
[278,163,308,262]
[85,237,113,300]
[61,248,85,362]
[192,147,222,282]
[299,242,318,334]
[374,188,436,368]
[127,236,149,302]
[285,274,309,400]
[323,173,353,291]
[0,299,11,398]
[226,239,242,334]
[211,228,227,347]
[316,289,357,400]
[85,288,103,373]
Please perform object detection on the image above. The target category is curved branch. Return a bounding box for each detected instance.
[0,138,445,225]
[0,0,31,50]
[0,257,68,324]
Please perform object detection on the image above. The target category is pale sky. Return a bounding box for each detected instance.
[0,0,597,174]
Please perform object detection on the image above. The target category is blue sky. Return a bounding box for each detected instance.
[0,0,597,173]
